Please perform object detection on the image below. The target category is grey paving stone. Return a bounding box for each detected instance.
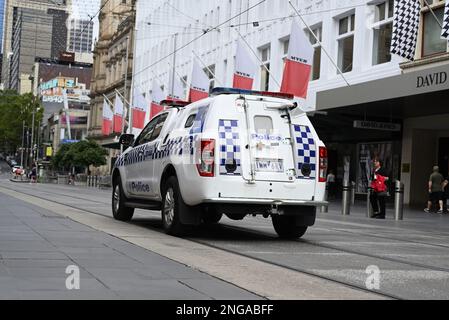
[0,251,69,260]
[2,259,75,268]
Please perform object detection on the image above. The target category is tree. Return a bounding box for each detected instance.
[0,90,43,155]
[52,140,107,174]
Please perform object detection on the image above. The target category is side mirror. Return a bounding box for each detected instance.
[119,134,135,149]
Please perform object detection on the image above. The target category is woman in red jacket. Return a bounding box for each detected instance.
[370,158,389,219]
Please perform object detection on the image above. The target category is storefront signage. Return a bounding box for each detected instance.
[42,95,64,103]
[416,72,447,88]
[353,120,401,131]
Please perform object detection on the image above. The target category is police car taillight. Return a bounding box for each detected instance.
[197,139,215,177]
[319,147,328,183]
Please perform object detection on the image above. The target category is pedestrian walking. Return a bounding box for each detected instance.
[370,158,389,219]
[424,166,445,214]
[326,170,336,199]
[29,165,37,184]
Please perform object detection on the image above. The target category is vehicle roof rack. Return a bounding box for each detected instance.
[210,87,294,100]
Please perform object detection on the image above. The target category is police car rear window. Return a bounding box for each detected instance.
[185,114,196,128]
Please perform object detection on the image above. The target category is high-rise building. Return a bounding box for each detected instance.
[1,0,68,92]
[68,19,93,53]
[0,0,5,53]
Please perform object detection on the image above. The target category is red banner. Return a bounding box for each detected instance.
[189,88,209,103]
[113,115,122,133]
[233,73,254,90]
[150,103,164,120]
[102,118,112,136]
[132,109,146,129]
[280,60,312,99]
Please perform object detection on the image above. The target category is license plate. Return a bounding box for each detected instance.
[255,159,284,172]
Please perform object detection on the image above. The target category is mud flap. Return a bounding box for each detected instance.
[178,204,202,226]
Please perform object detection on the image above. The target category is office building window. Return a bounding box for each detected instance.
[372,1,393,65]
[308,26,322,80]
[337,14,355,73]
[422,2,447,57]
[260,46,270,91]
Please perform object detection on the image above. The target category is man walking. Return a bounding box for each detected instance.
[424,166,445,214]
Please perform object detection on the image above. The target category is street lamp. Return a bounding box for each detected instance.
[30,104,42,169]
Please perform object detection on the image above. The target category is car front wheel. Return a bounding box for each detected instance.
[112,176,134,221]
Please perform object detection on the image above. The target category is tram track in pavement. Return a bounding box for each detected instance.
[3,182,449,299]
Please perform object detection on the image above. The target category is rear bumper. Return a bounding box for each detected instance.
[202,197,328,207]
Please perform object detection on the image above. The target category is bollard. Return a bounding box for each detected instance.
[351,181,356,205]
[394,180,404,220]
[94,175,98,188]
[88,176,91,187]
[321,185,329,213]
[367,187,373,218]
[341,180,351,215]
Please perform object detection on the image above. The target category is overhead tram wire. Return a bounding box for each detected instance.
[132,0,267,79]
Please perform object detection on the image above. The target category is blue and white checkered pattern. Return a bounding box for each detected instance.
[293,125,316,180]
[114,135,199,167]
[218,119,242,176]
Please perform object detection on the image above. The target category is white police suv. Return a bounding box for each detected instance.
[112,88,328,238]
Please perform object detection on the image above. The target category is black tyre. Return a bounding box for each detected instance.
[201,207,223,224]
[112,176,134,221]
[272,215,308,239]
[161,176,188,235]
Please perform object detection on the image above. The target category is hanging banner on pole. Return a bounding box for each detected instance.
[113,94,124,133]
[132,89,148,129]
[102,99,113,136]
[168,76,185,101]
[233,39,257,90]
[390,0,421,61]
[280,21,314,99]
[189,59,210,102]
[150,80,165,120]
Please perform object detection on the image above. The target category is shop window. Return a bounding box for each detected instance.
[422,3,447,57]
[337,14,355,73]
[372,1,393,65]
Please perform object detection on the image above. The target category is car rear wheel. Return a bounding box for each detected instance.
[162,176,187,235]
[112,176,134,221]
[272,215,308,239]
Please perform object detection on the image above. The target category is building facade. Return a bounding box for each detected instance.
[88,0,135,175]
[134,0,449,206]
[1,0,69,92]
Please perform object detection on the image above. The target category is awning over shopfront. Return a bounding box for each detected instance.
[316,62,449,119]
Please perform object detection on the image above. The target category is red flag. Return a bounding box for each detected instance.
[189,59,210,102]
[132,90,147,129]
[102,99,113,136]
[233,39,256,90]
[150,80,165,120]
[280,21,314,99]
[113,94,124,133]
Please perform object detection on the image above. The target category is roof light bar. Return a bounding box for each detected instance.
[160,99,190,107]
[210,87,294,100]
